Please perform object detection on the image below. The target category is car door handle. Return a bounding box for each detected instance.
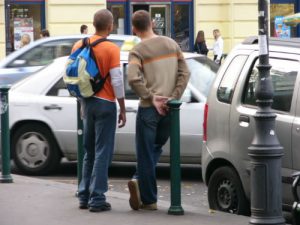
[44,104,62,110]
[125,107,137,113]
[239,115,250,127]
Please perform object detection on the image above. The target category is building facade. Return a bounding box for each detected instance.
[0,0,299,59]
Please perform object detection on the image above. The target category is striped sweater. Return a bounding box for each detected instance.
[127,36,190,107]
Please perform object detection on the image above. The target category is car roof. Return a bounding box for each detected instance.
[237,36,300,54]
[0,34,139,67]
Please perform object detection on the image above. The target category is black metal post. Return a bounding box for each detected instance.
[248,1,285,224]
[167,99,184,216]
[0,85,13,183]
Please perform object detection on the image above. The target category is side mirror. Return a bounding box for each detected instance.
[11,59,27,67]
[57,89,70,97]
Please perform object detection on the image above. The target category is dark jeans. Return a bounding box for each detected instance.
[78,97,116,207]
[214,55,222,65]
[134,106,170,205]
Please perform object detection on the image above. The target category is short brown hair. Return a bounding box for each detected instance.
[132,10,151,32]
[93,9,113,32]
[40,29,50,37]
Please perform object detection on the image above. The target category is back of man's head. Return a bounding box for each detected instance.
[132,10,151,32]
[93,9,113,32]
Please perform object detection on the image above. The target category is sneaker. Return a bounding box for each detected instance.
[89,202,111,212]
[79,202,89,210]
[141,203,157,210]
[128,179,142,210]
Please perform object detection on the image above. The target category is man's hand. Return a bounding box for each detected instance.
[118,110,126,128]
[152,95,169,116]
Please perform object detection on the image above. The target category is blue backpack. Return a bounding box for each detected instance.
[63,37,109,98]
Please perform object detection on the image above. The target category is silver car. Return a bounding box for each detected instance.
[0,35,139,85]
[202,37,300,215]
[6,52,218,175]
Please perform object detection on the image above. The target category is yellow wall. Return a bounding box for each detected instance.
[0,0,5,59]
[46,0,106,36]
[195,0,258,55]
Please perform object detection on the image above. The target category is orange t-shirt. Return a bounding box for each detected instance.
[72,35,120,101]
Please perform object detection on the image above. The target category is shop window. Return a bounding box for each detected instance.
[270,4,297,38]
[8,4,44,52]
[107,3,125,34]
[174,4,190,51]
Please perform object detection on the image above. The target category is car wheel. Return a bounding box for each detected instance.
[208,166,250,215]
[12,124,61,175]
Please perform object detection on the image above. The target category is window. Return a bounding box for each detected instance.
[270,3,297,38]
[243,58,298,112]
[7,39,77,68]
[107,3,125,34]
[123,64,138,100]
[217,55,248,103]
[173,4,190,51]
[47,78,68,97]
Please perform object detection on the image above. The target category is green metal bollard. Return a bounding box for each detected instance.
[0,85,13,183]
[167,99,184,215]
[77,99,84,187]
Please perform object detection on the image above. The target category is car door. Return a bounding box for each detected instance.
[229,51,299,205]
[37,77,77,158]
[114,62,139,161]
[291,61,300,200]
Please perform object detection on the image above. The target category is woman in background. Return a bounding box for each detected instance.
[193,30,208,55]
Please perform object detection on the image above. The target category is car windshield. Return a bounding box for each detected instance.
[185,56,218,97]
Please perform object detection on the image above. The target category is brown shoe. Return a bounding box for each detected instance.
[141,203,157,210]
[128,179,142,210]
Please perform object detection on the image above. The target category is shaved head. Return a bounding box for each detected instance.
[132,10,151,32]
[93,9,113,32]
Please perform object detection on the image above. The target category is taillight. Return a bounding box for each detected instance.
[203,103,208,142]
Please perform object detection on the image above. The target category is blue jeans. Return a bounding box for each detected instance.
[134,106,170,205]
[78,97,116,207]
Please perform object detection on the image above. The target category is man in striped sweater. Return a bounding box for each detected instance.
[127,10,190,211]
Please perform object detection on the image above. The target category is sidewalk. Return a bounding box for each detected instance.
[0,175,248,225]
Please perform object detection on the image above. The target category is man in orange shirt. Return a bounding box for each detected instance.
[73,9,126,212]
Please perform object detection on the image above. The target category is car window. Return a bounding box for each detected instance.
[217,55,248,103]
[47,78,70,97]
[185,57,218,97]
[7,39,77,68]
[123,63,139,100]
[243,58,299,112]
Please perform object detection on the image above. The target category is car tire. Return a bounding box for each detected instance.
[12,123,61,175]
[208,166,250,216]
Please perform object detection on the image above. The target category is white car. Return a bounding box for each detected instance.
[6,52,218,175]
[0,34,139,85]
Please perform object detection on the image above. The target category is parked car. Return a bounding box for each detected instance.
[202,36,300,215]
[0,34,140,85]
[5,52,218,175]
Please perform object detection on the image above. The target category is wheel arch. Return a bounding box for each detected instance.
[10,120,63,158]
[205,158,238,185]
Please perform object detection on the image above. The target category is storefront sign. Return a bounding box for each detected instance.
[14,18,34,50]
[274,16,291,39]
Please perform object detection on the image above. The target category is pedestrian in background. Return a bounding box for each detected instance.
[72,9,126,212]
[40,29,50,38]
[212,29,223,65]
[127,10,190,211]
[193,30,208,55]
[80,24,88,34]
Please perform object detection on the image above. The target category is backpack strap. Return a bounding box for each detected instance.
[89,38,111,80]
[90,38,109,47]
